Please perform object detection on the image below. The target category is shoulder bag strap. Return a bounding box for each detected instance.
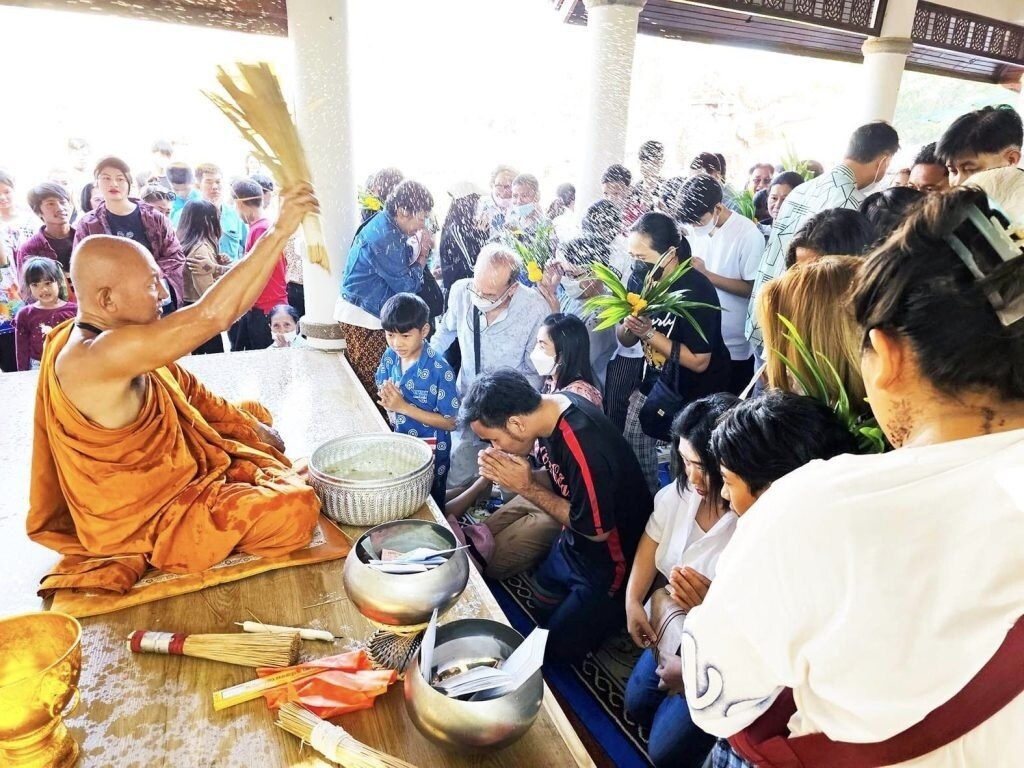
[731,615,1024,768]
[473,307,481,376]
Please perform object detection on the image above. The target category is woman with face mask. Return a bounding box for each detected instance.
[268,304,306,348]
[619,212,731,494]
[532,313,602,406]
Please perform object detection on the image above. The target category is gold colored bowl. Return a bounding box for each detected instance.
[0,612,83,768]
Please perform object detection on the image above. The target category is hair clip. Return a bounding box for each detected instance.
[945,204,1024,327]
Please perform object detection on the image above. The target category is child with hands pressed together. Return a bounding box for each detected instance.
[374,293,460,507]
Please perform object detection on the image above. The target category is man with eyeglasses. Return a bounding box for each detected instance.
[431,243,550,489]
[476,164,518,236]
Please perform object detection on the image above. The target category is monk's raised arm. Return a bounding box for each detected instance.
[65,184,319,384]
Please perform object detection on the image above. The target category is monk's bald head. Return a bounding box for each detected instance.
[71,235,167,323]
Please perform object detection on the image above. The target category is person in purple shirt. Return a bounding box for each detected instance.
[14,257,76,371]
[16,183,76,280]
[73,156,185,311]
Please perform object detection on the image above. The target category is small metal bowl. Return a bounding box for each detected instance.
[403,619,544,753]
[343,520,470,628]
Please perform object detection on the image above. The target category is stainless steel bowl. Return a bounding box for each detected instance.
[343,520,470,628]
[403,619,544,753]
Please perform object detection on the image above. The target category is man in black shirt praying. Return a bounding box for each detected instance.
[462,368,653,662]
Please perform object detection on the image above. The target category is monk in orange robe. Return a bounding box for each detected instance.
[27,184,322,596]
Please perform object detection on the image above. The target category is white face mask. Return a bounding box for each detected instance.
[859,157,890,195]
[470,284,513,313]
[282,330,297,344]
[561,277,584,299]
[689,208,718,238]
[530,347,557,377]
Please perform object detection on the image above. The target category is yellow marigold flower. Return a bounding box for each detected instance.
[626,292,648,315]
[526,261,544,283]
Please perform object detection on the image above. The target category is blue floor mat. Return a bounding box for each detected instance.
[487,574,653,768]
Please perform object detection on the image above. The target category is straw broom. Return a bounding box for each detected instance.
[276,703,417,768]
[127,629,300,668]
[202,62,330,272]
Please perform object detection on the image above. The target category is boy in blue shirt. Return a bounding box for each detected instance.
[375,293,459,508]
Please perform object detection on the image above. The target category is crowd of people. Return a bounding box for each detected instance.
[6,101,1024,768]
[0,148,305,371]
[333,103,1023,768]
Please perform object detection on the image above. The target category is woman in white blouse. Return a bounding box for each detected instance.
[623,393,740,768]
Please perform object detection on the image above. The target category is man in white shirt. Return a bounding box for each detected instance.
[676,176,763,394]
[431,244,550,488]
[744,122,900,355]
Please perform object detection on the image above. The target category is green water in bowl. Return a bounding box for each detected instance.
[323,450,421,482]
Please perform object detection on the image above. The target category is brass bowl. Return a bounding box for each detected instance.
[0,612,83,768]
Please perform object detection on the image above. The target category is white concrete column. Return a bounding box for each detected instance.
[859,0,918,124]
[287,0,355,351]
[578,0,645,211]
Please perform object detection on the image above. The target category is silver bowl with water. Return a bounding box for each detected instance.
[343,519,470,628]
[403,619,544,752]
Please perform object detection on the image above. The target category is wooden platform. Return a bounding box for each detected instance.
[1,349,594,768]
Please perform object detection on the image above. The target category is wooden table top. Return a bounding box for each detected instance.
[1,349,594,768]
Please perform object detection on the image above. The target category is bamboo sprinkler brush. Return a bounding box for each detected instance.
[127,629,300,668]
[202,62,330,272]
[276,703,418,768]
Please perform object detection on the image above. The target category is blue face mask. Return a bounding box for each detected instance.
[513,203,534,219]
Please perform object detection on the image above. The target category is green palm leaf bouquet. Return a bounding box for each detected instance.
[732,188,757,222]
[583,251,719,336]
[501,220,555,285]
[773,315,886,453]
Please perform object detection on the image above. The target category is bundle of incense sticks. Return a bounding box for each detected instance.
[276,703,417,768]
[127,629,299,668]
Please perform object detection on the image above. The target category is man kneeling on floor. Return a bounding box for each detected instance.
[27,184,322,597]
[461,368,653,662]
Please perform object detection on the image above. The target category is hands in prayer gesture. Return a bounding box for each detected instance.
[477,447,533,495]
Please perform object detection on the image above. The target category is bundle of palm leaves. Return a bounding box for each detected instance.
[774,315,886,453]
[584,253,717,336]
[203,62,330,271]
[732,188,757,222]
[501,220,555,284]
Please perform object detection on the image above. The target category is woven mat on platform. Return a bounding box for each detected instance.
[50,516,351,618]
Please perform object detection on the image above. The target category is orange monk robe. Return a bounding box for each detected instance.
[27,319,321,597]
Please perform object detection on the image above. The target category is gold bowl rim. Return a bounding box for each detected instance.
[0,611,82,690]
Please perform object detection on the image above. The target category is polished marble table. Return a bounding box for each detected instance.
[0,349,594,768]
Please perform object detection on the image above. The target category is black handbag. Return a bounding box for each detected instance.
[417,263,445,322]
[638,341,684,441]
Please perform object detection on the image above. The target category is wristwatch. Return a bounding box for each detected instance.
[642,328,656,342]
